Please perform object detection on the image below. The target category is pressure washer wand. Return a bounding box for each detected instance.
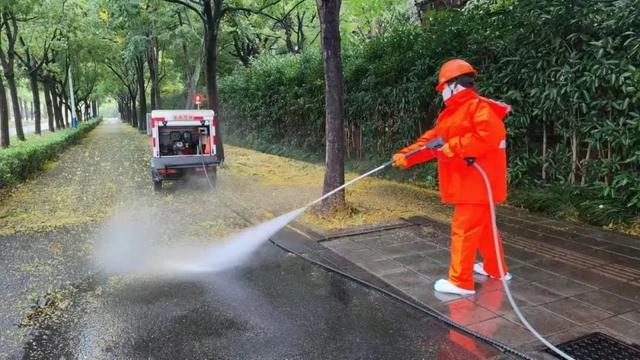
[306,160,393,208]
[307,137,445,208]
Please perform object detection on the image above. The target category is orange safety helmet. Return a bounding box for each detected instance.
[436,59,477,92]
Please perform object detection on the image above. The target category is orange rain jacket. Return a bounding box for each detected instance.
[397,88,510,204]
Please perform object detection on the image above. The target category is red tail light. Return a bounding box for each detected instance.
[151,117,165,127]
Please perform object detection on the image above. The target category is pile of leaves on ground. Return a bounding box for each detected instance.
[0,119,102,188]
[219,0,640,228]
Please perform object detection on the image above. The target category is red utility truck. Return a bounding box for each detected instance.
[150,110,223,190]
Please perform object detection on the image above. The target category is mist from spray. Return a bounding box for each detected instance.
[173,208,305,272]
[95,207,305,276]
[95,158,393,277]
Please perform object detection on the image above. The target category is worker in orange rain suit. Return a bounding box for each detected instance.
[392,59,512,295]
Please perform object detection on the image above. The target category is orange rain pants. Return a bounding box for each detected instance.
[449,204,508,290]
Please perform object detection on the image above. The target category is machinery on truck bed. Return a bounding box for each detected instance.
[150,110,223,191]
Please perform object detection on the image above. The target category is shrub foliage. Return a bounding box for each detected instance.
[0,119,102,188]
[219,0,640,225]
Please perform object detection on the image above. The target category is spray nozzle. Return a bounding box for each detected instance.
[402,136,445,158]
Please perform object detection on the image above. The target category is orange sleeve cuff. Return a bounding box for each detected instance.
[446,137,462,156]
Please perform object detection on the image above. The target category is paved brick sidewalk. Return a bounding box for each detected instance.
[319,209,640,353]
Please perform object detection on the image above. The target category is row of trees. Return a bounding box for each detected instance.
[96,0,323,130]
[0,1,102,148]
[1,0,312,141]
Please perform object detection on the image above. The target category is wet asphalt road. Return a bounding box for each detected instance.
[19,242,500,359]
[1,120,502,359]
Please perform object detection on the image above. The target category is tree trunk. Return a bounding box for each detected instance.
[19,98,25,121]
[130,93,138,127]
[127,98,132,125]
[541,121,547,181]
[64,102,69,128]
[581,143,591,186]
[125,97,131,124]
[203,38,218,112]
[120,97,127,122]
[5,72,24,140]
[0,76,9,147]
[147,37,160,110]
[136,56,147,131]
[317,0,346,211]
[284,22,296,53]
[606,142,612,185]
[51,84,64,130]
[92,100,97,118]
[43,81,55,132]
[57,97,65,129]
[29,74,42,135]
[75,101,82,123]
[202,0,224,160]
[203,0,220,113]
[185,41,204,109]
[24,99,29,121]
[569,130,577,184]
[128,99,132,124]
[296,11,306,52]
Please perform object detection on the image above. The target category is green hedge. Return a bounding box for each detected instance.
[0,119,102,188]
[220,0,640,226]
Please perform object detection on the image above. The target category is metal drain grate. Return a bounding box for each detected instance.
[548,332,640,359]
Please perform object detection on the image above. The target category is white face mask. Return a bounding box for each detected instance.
[442,83,466,101]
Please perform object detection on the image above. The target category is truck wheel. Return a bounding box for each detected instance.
[153,181,162,192]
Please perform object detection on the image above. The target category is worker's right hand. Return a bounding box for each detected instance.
[392,153,407,168]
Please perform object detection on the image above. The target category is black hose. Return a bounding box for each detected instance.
[268,237,534,360]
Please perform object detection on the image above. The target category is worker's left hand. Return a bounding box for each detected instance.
[392,153,407,168]
[438,143,454,158]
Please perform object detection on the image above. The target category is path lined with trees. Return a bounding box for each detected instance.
[0,0,637,229]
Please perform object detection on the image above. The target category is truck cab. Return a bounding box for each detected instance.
[150,110,223,190]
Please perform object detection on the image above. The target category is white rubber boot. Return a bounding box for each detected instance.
[434,279,475,295]
[474,262,512,280]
